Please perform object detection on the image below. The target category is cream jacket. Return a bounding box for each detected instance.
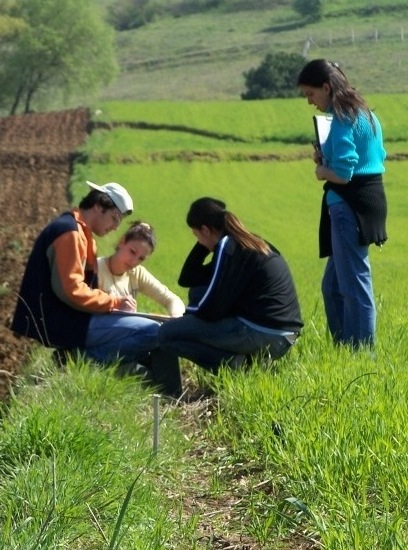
[97,257,185,317]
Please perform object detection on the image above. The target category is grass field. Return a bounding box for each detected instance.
[93,96,408,142]
[98,0,408,102]
[1,96,408,548]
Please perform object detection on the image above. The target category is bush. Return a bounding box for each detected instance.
[241,51,305,100]
[293,0,323,21]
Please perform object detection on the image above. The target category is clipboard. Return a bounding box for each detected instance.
[111,311,171,322]
[313,115,333,149]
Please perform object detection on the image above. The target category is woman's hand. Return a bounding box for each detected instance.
[115,295,137,312]
[312,143,322,165]
[315,164,348,184]
[315,164,328,180]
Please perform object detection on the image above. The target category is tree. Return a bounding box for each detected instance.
[293,0,323,21]
[241,52,305,100]
[106,0,156,31]
[0,0,118,114]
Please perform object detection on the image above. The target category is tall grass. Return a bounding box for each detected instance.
[208,332,408,548]
[0,353,196,549]
[68,98,408,547]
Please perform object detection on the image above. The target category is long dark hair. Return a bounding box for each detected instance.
[186,197,270,255]
[297,58,374,126]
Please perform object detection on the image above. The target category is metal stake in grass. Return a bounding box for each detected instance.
[152,393,160,454]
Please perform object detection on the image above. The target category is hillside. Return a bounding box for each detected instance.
[99,0,408,102]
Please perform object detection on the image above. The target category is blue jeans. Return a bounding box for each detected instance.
[158,314,293,372]
[322,201,375,348]
[84,314,161,363]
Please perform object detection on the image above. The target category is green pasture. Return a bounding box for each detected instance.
[72,157,406,339]
[2,97,408,548]
[327,0,408,12]
[97,96,408,142]
[94,98,315,141]
[0,359,190,549]
[101,1,408,102]
[72,97,408,337]
[72,159,321,311]
[84,127,312,157]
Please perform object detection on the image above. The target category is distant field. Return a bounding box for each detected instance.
[99,1,408,101]
[96,96,408,141]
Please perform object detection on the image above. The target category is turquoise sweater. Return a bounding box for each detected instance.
[322,110,386,182]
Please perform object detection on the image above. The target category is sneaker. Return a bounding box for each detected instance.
[228,354,246,368]
[130,363,149,377]
[118,362,150,378]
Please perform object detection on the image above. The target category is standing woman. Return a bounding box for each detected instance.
[158,197,303,380]
[297,59,387,348]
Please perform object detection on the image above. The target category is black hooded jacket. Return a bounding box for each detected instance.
[178,237,303,333]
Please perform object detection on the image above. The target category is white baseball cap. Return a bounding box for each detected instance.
[86,181,133,214]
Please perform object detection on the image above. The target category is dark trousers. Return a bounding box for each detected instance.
[149,348,182,397]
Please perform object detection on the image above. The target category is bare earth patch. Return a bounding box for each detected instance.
[0,108,91,401]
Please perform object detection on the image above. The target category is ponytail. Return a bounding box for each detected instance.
[187,197,270,255]
[224,212,270,255]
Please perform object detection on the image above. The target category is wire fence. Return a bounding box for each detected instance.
[302,25,408,56]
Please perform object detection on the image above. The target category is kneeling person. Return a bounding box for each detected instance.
[158,197,303,386]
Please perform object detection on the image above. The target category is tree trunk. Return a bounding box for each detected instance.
[9,85,24,116]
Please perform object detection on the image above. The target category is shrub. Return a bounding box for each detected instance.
[241,51,305,100]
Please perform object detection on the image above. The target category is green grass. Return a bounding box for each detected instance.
[95,96,408,142]
[73,95,407,313]
[207,335,408,547]
[3,96,408,548]
[23,1,408,109]
[97,1,408,102]
[71,157,325,313]
[0,353,192,549]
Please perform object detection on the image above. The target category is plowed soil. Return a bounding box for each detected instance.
[0,108,91,400]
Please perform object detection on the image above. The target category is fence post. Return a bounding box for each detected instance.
[152,394,160,455]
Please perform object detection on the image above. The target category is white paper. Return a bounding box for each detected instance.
[313,115,333,149]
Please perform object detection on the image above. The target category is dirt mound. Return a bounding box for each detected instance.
[0,108,91,400]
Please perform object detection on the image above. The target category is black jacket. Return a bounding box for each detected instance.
[178,237,303,332]
[319,174,387,258]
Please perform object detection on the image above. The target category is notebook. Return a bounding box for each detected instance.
[111,311,171,322]
[313,115,333,149]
